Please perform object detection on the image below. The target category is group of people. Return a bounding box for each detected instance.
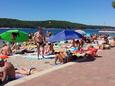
[0,27,115,62]
[0,27,54,85]
[54,39,98,64]
[0,27,115,85]
[0,27,47,57]
[53,33,115,64]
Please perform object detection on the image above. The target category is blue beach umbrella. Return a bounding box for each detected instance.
[48,30,83,42]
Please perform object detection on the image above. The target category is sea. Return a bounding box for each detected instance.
[0,28,115,37]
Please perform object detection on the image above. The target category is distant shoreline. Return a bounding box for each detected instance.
[99,30,115,33]
[0,18,115,29]
[0,27,115,30]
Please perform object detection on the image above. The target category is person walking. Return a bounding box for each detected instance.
[34,26,46,59]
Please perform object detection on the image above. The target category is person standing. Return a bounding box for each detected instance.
[34,26,46,59]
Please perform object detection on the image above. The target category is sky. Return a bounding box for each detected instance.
[0,0,115,26]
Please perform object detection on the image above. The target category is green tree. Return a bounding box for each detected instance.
[0,18,114,29]
[112,1,115,8]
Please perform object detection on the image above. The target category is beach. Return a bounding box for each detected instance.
[5,47,115,86]
[7,55,58,72]
[0,0,115,86]
[0,28,114,86]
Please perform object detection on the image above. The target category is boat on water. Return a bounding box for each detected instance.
[99,30,115,33]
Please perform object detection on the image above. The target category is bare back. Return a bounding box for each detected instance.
[3,62,15,79]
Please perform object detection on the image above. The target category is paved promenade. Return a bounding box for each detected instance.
[6,47,115,86]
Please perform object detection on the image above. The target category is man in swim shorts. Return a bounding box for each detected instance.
[34,26,46,59]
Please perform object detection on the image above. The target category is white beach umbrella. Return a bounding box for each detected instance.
[75,30,86,35]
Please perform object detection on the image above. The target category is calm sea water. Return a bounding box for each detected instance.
[0,28,115,36]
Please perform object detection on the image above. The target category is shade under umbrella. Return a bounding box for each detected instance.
[0,29,29,42]
[48,30,83,42]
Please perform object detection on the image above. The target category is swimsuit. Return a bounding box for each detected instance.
[37,41,45,47]
[6,76,15,82]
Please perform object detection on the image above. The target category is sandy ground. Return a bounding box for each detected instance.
[6,47,115,86]
[7,55,59,72]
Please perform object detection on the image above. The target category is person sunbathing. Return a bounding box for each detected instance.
[44,43,54,55]
[0,59,15,85]
[110,37,115,47]
[73,48,85,56]
[54,50,73,64]
[15,67,38,75]
[15,67,38,79]
[15,44,34,54]
[60,51,69,63]
[85,45,98,57]
[55,52,64,65]
[0,43,12,56]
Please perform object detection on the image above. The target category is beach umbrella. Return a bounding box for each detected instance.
[75,30,86,35]
[0,29,29,42]
[48,30,83,42]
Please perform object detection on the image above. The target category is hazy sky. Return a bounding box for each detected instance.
[0,0,115,26]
